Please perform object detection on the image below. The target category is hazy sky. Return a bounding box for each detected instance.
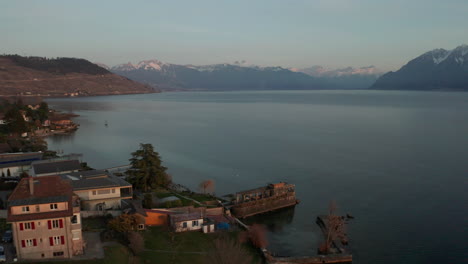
[2,0,467,71]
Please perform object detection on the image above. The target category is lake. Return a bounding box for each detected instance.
[46,90,468,264]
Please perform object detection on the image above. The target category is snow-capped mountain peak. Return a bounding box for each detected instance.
[111,62,136,71]
[136,59,167,71]
[426,45,468,65]
[296,65,382,77]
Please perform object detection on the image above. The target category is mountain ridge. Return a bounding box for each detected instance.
[108,60,379,91]
[371,45,468,91]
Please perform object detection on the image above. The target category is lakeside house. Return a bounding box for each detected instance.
[60,170,133,211]
[170,212,204,232]
[7,176,84,260]
[0,152,43,177]
[30,159,81,177]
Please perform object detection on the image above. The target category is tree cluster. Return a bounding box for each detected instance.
[108,213,139,233]
[0,99,50,135]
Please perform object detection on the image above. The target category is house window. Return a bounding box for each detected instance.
[92,191,96,195]
[24,222,32,230]
[97,189,110,195]
[36,205,40,212]
[26,239,34,247]
[112,189,115,193]
[53,252,64,257]
[52,220,60,228]
[138,224,145,230]
[50,204,58,210]
[22,206,30,212]
[192,220,199,226]
[71,214,79,224]
[182,222,187,228]
[53,236,61,245]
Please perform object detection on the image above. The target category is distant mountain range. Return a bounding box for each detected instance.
[107,60,382,91]
[0,55,155,97]
[371,44,468,91]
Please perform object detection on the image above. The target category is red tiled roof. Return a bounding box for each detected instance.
[7,176,74,222]
[9,175,73,201]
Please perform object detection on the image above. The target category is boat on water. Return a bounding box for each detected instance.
[230,182,299,218]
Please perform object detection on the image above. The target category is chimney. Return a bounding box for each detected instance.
[29,177,34,195]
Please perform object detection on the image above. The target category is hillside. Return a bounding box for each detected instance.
[370,45,468,91]
[0,55,156,97]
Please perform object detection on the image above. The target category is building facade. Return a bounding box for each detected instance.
[170,213,204,232]
[60,170,133,211]
[7,176,83,260]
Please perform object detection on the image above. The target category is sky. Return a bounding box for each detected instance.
[1,0,468,71]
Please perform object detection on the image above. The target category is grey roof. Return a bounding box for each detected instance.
[171,212,203,222]
[8,195,69,207]
[0,152,43,169]
[60,170,132,191]
[33,160,81,175]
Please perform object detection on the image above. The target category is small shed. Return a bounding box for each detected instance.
[202,219,215,233]
[170,213,203,232]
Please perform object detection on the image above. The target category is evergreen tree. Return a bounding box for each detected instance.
[38,102,49,122]
[126,143,170,192]
[4,107,28,134]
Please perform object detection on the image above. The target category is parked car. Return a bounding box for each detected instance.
[2,230,12,243]
[0,245,5,262]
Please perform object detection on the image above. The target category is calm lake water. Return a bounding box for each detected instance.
[46,90,468,264]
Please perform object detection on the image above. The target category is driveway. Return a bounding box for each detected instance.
[72,232,104,260]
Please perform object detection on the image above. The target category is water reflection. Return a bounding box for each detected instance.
[48,133,76,144]
[243,206,296,233]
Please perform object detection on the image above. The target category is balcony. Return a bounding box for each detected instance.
[120,187,132,198]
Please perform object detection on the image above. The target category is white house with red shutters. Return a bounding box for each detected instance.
[7,176,83,260]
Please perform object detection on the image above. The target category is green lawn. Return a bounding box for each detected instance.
[141,226,262,264]
[34,244,131,264]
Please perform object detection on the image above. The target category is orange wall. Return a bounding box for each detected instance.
[145,212,168,226]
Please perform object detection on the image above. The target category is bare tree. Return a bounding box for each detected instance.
[207,235,254,264]
[128,231,144,255]
[248,224,268,249]
[319,200,346,254]
[199,179,215,194]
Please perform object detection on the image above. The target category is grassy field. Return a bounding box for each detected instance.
[34,244,131,264]
[141,226,262,264]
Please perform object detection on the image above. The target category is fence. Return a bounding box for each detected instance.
[80,210,122,218]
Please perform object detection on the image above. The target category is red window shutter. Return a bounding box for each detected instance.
[48,220,52,229]
[31,222,35,230]
[49,237,53,246]
[21,240,25,248]
[33,239,37,246]
[19,223,24,231]
[59,219,64,228]
[60,236,65,245]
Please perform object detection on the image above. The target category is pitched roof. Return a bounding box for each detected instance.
[32,159,81,175]
[60,170,131,190]
[170,212,203,223]
[7,176,74,222]
[0,152,43,169]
